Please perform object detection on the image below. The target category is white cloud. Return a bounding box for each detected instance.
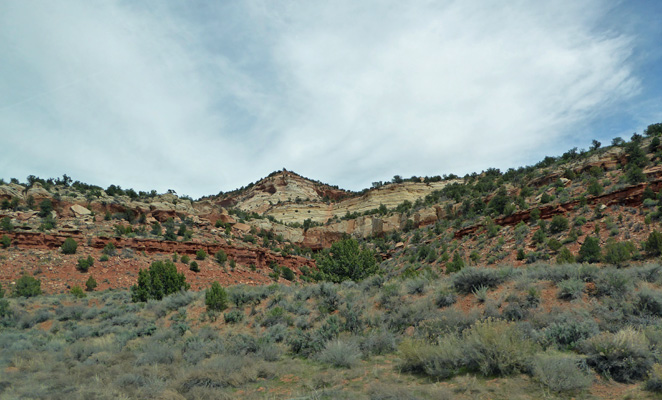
[0,0,651,197]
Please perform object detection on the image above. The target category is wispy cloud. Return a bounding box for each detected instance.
[0,0,656,197]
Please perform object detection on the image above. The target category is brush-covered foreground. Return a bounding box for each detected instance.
[3,262,662,399]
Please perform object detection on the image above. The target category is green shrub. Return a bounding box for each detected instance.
[196,249,207,260]
[318,340,361,368]
[315,237,377,282]
[13,274,42,297]
[205,281,228,312]
[556,279,584,300]
[594,268,632,298]
[581,328,653,383]
[189,261,200,272]
[76,255,94,272]
[577,236,601,263]
[547,238,562,252]
[549,215,569,234]
[224,309,244,323]
[556,247,575,264]
[214,249,227,265]
[446,252,465,273]
[645,230,662,257]
[0,217,12,232]
[70,285,86,298]
[131,260,189,302]
[462,318,537,376]
[452,267,502,294]
[282,267,295,281]
[61,238,78,254]
[532,352,592,393]
[99,254,109,262]
[38,199,53,218]
[646,363,662,393]
[0,282,3,298]
[85,276,97,291]
[603,240,636,266]
[0,234,10,249]
[181,254,190,264]
[544,312,599,349]
[102,242,116,256]
[398,338,462,379]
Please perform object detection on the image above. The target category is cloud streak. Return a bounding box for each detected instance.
[0,0,657,197]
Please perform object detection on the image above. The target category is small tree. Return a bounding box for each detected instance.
[13,275,42,297]
[1,235,10,249]
[644,230,662,257]
[446,252,465,273]
[556,247,575,264]
[215,250,227,265]
[282,266,296,281]
[85,276,97,291]
[70,285,86,298]
[76,255,94,272]
[38,199,53,218]
[61,238,78,255]
[131,260,189,302]
[196,249,207,260]
[0,217,12,232]
[189,261,200,272]
[578,236,601,263]
[603,240,636,267]
[205,281,228,312]
[315,238,377,282]
[549,215,569,234]
[180,254,190,264]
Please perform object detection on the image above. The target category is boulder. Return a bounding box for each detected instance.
[71,204,91,217]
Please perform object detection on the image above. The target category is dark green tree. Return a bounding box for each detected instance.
[315,238,377,282]
[131,260,189,302]
[549,215,569,234]
[38,199,53,218]
[215,250,227,265]
[205,281,228,312]
[85,276,97,291]
[13,275,42,297]
[61,238,78,254]
[644,230,662,257]
[578,236,601,263]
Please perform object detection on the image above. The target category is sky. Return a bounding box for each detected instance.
[1,0,661,198]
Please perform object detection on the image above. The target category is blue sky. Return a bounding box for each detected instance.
[1,1,661,198]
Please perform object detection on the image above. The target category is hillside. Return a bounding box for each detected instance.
[3,123,662,399]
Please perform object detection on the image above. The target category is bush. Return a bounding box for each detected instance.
[452,267,503,294]
[318,340,361,368]
[398,338,462,379]
[181,254,190,264]
[102,242,116,256]
[70,285,86,298]
[196,249,207,260]
[190,261,200,272]
[205,281,228,312]
[446,252,465,273]
[315,238,377,282]
[224,309,244,323]
[556,247,575,264]
[0,235,10,249]
[61,238,78,254]
[581,327,653,383]
[281,267,295,281]
[556,279,584,300]
[85,276,97,291]
[214,250,227,265]
[645,230,662,257]
[13,275,42,297]
[532,352,592,393]
[38,199,53,218]
[549,216,569,234]
[577,236,601,263]
[435,288,457,308]
[99,254,109,262]
[603,240,636,267]
[646,363,662,393]
[131,260,189,302]
[462,318,537,376]
[0,217,12,232]
[544,312,599,349]
[76,255,94,272]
